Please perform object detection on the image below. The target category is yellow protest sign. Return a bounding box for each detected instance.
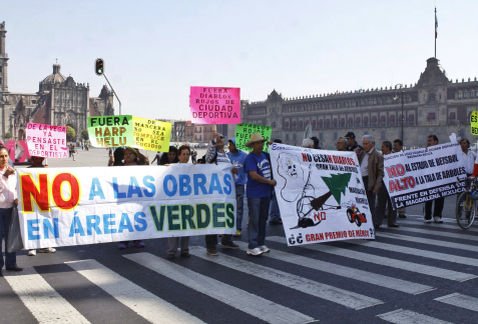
[132,117,172,152]
[471,111,478,135]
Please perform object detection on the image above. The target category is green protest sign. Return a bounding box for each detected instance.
[87,115,134,147]
[471,111,478,135]
[235,123,272,152]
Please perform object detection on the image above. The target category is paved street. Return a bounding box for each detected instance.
[1,148,478,323]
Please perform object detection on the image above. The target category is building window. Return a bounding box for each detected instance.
[333,119,338,128]
[348,117,353,127]
[355,117,361,127]
[363,116,369,127]
[312,119,317,129]
[340,118,346,128]
[449,112,456,120]
[389,115,395,126]
[427,112,436,121]
[325,119,330,128]
[318,119,323,128]
[371,115,378,127]
[380,115,386,127]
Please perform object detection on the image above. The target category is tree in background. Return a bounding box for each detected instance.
[81,129,89,141]
[66,126,76,142]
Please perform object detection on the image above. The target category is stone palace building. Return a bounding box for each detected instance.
[242,57,478,148]
[0,21,114,140]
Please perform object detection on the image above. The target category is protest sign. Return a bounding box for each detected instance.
[383,142,466,209]
[471,111,478,135]
[235,124,272,152]
[25,122,68,158]
[269,143,374,246]
[16,164,236,249]
[5,140,30,163]
[87,115,134,148]
[189,86,241,124]
[132,117,172,152]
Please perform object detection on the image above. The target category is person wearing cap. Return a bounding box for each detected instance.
[227,138,248,237]
[204,133,239,255]
[345,132,362,152]
[244,133,276,256]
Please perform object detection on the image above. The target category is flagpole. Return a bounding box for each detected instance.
[434,7,437,58]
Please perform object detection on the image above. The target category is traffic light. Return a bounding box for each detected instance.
[95,58,104,75]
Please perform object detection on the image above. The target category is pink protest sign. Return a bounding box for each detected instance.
[189,86,241,124]
[5,140,29,163]
[25,122,68,158]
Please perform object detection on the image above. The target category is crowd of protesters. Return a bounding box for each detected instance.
[0,131,476,275]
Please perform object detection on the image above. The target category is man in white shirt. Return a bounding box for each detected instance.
[458,138,475,176]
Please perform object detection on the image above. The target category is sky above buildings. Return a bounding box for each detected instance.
[2,0,478,121]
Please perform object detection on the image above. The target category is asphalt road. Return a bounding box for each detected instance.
[1,148,477,324]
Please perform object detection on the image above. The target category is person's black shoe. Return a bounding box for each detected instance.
[388,223,400,228]
[221,241,239,249]
[6,266,23,272]
[0,270,3,277]
[269,219,283,225]
[398,214,407,219]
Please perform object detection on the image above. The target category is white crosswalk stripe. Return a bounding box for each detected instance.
[189,245,383,309]
[124,252,315,324]
[384,225,478,241]
[4,218,478,323]
[376,232,478,252]
[268,236,476,282]
[377,308,453,324]
[4,267,91,323]
[347,237,478,267]
[65,259,204,324]
[230,241,433,295]
[435,293,478,312]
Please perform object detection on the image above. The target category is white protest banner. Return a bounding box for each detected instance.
[269,143,375,246]
[383,142,466,209]
[25,122,68,158]
[17,164,236,249]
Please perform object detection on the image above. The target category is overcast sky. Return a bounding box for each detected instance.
[2,0,478,120]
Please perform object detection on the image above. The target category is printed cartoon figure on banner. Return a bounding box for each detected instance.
[270,143,375,246]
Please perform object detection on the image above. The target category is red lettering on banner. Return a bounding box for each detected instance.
[386,164,406,178]
[389,176,416,193]
[51,173,80,210]
[21,173,80,212]
[21,174,49,212]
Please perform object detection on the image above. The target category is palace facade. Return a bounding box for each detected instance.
[242,57,478,148]
[0,21,113,140]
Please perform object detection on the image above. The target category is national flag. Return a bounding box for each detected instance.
[435,7,438,39]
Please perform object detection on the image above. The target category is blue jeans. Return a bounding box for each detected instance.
[236,184,245,231]
[268,191,281,222]
[0,207,16,269]
[247,197,270,249]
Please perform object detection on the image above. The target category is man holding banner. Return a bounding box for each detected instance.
[358,135,384,229]
[424,135,444,224]
[204,133,239,255]
[244,133,276,256]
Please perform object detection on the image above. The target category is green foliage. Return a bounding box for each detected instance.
[81,129,89,140]
[3,132,12,139]
[66,126,76,142]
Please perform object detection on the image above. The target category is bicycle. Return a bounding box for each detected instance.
[455,177,478,229]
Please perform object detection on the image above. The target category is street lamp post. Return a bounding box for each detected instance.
[400,90,404,143]
[394,84,405,142]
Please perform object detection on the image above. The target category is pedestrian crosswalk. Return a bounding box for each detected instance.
[2,218,478,323]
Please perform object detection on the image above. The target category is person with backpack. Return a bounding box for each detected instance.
[204,133,239,255]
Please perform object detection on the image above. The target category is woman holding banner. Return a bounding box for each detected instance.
[118,147,148,249]
[166,145,191,259]
[0,147,22,274]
